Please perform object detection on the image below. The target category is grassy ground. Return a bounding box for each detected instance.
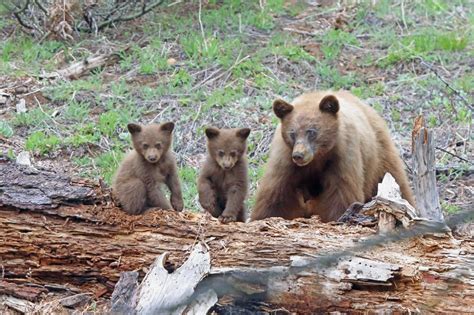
[0,0,472,215]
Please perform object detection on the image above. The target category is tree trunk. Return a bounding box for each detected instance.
[0,159,472,313]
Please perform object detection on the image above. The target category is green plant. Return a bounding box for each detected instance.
[98,110,125,137]
[442,201,461,214]
[13,108,50,126]
[0,120,13,137]
[64,101,91,122]
[171,69,193,87]
[25,131,61,155]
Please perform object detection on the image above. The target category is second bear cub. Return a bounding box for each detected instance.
[198,127,250,223]
[112,122,183,215]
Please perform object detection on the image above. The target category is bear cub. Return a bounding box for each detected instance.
[198,127,251,223]
[113,122,183,215]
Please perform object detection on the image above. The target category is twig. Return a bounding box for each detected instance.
[198,0,208,52]
[400,0,407,30]
[417,58,473,110]
[283,27,317,37]
[435,146,471,164]
[12,0,34,30]
[96,0,165,30]
[150,104,168,123]
[194,53,250,91]
[34,0,48,14]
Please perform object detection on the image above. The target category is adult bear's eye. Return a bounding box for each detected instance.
[307,129,317,139]
[288,131,296,142]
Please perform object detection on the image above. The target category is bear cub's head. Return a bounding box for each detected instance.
[273,94,339,167]
[205,127,251,170]
[127,122,175,164]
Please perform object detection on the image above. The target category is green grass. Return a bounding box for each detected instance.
[379,29,469,67]
[179,166,199,211]
[320,29,359,60]
[95,150,124,185]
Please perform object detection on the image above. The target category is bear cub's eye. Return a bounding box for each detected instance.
[155,143,162,149]
[230,151,237,158]
[143,143,149,149]
[306,129,317,138]
[218,150,225,157]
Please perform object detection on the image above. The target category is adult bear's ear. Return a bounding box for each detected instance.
[160,122,175,133]
[205,127,220,139]
[273,99,294,119]
[319,95,339,114]
[127,123,142,134]
[236,128,251,140]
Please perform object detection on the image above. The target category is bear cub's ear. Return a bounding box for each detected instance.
[319,95,339,114]
[236,128,251,140]
[205,127,220,139]
[160,122,175,133]
[127,123,142,134]
[273,99,294,119]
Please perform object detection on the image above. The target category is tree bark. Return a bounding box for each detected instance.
[0,159,472,313]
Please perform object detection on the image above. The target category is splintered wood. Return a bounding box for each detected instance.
[0,159,472,313]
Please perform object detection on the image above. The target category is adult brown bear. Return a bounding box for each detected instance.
[251,90,415,222]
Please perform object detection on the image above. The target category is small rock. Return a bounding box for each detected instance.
[16,151,32,167]
[14,86,28,94]
[16,99,27,113]
[59,293,92,308]
[167,58,177,65]
[0,95,8,105]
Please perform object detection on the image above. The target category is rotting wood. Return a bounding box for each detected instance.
[0,159,97,210]
[114,244,217,315]
[0,159,472,313]
[412,116,444,222]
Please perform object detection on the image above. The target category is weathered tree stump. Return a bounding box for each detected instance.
[412,116,444,222]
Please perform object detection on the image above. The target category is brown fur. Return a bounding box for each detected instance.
[251,90,415,222]
[197,127,250,223]
[112,122,183,215]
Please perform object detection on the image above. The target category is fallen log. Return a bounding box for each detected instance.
[0,158,473,313]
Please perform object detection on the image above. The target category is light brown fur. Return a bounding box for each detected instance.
[112,122,183,215]
[197,127,250,223]
[251,90,415,222]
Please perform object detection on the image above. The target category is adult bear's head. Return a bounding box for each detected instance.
[273,93,340,167]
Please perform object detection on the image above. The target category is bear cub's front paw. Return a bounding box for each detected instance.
[218,213,237,224]
[171,196,184,212]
